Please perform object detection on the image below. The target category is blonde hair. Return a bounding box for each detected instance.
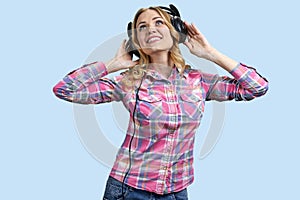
[122,6,187,87]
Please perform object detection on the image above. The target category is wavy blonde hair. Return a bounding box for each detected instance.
[122,6,187,87]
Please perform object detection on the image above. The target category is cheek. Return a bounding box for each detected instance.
[163,30,174,46]
[137,33,146,47]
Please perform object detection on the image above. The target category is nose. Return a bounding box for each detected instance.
[147,25,157,33]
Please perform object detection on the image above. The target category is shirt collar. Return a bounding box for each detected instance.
[145,65,188,81]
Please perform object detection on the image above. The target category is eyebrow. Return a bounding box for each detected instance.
[137,17,163,27]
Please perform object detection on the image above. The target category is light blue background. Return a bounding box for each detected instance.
[1,0,299,199]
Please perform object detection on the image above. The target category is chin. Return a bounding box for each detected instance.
[142,46,171,55]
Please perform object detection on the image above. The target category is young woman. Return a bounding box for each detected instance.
[53,5,268,200]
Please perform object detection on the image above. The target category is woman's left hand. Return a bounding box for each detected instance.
[183,22,215,61]
[183,22,239,71]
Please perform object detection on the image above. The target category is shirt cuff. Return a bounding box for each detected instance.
[67,61,109,83]
[230,63,250,80]
[97,61,109,77]
[82,61,108,78]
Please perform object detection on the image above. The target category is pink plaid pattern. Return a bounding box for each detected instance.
[53,61,268,194]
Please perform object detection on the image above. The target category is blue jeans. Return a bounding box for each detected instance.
[102,176,188,200]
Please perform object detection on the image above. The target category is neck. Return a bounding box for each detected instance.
[149,52,173,79]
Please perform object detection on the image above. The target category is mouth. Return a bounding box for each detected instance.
[146,36,162,43]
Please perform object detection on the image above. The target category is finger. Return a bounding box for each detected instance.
[118,39,130,56]
[183,41,191,49]
[184,21,191,29]
[183,38,193,49]
[126,60,139,69]
[188,30,198,39]
[122,39,127,48]
[194,30,208,44]
[186,28,196,38]
[132,59,139,65]
[191,24,207,40]
[186,28,194,36]
[117,40,125,52]
[187,23,198,35]
[184,21,196,35]
[194,34,205,41]
[190,23,201,35]
[186,27,195,36]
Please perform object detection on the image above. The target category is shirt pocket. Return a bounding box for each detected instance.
[137,94,163,122]
[179,92,203,120]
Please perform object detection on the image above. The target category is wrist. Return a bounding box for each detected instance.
[105,58,119,74]
[205,48,238,72]
[205,47,219,63]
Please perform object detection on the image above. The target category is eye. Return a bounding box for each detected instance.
[138,24,147,32]
[155,20,164,26]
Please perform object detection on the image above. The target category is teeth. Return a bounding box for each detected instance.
[147,37,161,43]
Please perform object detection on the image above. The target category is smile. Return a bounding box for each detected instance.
[147,36,162,43]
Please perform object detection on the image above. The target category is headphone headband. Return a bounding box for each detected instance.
[159,4,181,18]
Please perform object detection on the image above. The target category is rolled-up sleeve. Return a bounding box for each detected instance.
[203,63,269,101]
[53,61,125,104]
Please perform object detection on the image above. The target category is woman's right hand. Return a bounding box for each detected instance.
[105,39,138,73]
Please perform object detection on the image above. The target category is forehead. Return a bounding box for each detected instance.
[136,9,162,24]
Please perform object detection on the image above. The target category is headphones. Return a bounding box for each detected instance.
[125,4,187,58]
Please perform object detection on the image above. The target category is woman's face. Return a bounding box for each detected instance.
[135,9,173,56]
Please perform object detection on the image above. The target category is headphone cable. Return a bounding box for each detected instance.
[121,75,144,199]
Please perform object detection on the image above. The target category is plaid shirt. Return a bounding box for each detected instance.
[53,61,268,194]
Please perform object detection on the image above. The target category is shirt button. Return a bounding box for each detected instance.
[191,96,198,101]
[168,129,175,134]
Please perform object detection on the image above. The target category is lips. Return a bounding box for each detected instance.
[146,36,162,43]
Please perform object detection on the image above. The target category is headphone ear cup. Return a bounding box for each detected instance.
[125,38,140,58]
[160,4,187,43]
[171,17,187,43]
[126,22,140,58]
